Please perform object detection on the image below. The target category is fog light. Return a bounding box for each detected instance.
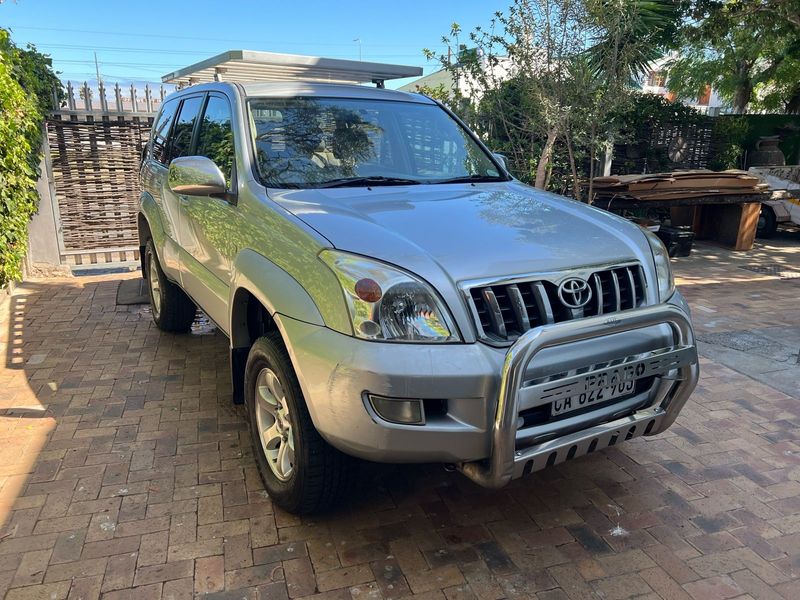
[368,394,424,425]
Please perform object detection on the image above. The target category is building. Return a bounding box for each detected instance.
[638,55,727,115]
[401,53,728,115]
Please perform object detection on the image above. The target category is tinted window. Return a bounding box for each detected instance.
[168,96,203,162]
[196,95,235,187]
[150,98,178,164]
[248,97,500,188]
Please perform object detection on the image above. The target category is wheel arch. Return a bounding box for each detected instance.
[138,193,167,275]
[228,249,325,403]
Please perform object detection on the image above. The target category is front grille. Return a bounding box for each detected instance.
[467,265,646,343]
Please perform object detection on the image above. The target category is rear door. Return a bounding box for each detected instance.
[160,94,204,282]
[141,98,180,274]
[176,92,238,330]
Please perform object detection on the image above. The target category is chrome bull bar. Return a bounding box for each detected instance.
[458,303,699,488]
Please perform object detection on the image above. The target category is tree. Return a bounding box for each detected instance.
[0,28,61,286]
[424,0,677,198]
[668,0,800,113]
[425,2,593,190]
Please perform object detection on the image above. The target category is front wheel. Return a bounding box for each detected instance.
[245,333,355,514]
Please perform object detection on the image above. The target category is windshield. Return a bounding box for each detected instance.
[248,97,504,188]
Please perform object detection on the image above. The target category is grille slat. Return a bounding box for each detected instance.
[610,270,622,312]
[593,273,603,316]
[507,284,531,331]
[532,282,555,325]
[468,264,646,343]
[481,288,507,338]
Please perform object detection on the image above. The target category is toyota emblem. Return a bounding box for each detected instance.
[558,277,592,309]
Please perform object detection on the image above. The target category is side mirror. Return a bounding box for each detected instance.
[492,152,508,171]
[168,156,226,196]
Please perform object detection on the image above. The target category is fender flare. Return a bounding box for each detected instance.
[138,193,168,275]
[228,248,325,351]
[138,192,167,248]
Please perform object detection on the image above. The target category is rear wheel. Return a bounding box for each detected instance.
[245,332,355,513]
[757,205,778,238]
[144,239,196,332]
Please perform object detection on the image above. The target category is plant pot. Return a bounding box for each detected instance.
[748,136,786,167]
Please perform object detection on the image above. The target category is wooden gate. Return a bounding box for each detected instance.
[39,82,169,267]
[46,114,152,265]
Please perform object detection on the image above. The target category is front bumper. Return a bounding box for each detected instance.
[276,295,698,482]
[458,302,698,488]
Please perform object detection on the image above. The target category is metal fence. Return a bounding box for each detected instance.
[611,118,716,175]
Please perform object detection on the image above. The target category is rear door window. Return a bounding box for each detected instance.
[167,96,204,163]
[196,94,235,186]
[150,98,179,165]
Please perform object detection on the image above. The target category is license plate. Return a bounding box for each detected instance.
[551,379,636,417]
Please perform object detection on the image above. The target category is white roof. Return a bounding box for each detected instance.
[162,50,423,86]
[239,81,434,102]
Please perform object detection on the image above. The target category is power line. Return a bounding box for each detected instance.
[5,24,449,49]
[31,42,445,56]
[51,56,428,70]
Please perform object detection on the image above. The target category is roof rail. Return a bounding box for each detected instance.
[162,50,422,88]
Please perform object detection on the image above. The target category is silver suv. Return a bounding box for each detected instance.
[138,82,698,513]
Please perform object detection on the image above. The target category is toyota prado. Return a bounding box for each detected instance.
[138,81,698,513]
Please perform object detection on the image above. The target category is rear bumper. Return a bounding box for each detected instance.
[458,302,698,488]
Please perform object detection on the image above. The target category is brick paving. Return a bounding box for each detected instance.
[0,237,798,600]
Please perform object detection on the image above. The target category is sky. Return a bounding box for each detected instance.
[2,0,507,90]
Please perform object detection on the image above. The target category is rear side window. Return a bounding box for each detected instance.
[196,95,235,186]
[150,98,178,165]
[168,96,204,163]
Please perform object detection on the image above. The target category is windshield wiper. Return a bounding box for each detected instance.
[432,174,505,184]
[317,176,422,188]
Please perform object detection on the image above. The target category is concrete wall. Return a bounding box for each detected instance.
[25,130,68,275]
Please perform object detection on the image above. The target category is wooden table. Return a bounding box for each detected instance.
[592,193,768,251]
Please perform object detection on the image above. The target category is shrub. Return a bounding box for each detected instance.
[0,28,60,286]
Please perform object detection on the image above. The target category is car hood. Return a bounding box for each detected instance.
[268,181,650,283]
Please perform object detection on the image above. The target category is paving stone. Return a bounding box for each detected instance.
[0,242,799,598]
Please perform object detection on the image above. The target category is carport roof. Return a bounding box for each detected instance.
[162,50,423,87]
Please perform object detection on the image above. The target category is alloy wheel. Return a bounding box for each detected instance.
[254,367,295,481]
[148,253,162,318]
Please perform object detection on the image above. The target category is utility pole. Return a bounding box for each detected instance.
[353,38,362,61]
[94,51,102,85]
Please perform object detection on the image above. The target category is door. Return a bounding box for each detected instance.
[159,94,204,278]
[176,93,239,331]
[140,98,181,273]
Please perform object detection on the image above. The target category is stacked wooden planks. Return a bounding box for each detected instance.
[589,170,768,201]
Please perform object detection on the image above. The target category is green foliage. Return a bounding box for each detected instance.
[585,0,679,85]
[669,0,800,113]
[0,28,60,286]
[424,0,679,197]
[709,116,748,170]
[415,84,451,105]
[613,92,705,134]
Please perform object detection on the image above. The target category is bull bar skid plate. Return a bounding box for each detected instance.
[458,303,699,488]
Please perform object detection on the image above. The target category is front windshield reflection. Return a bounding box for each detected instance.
[249,97,501,188]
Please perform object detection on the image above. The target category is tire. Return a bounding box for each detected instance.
[245,332,355,513]
[144,239,196,332]
[757,205,778,238]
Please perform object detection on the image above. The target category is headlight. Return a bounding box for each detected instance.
[319,250,459,343]
[643,230,675,301]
